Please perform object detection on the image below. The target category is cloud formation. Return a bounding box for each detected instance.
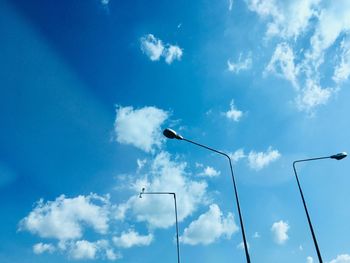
[329,254,350,263]
[19,194,110,241]
[271,220,289,244]
[198,166,221,177]
[114,105,168,153]
[141,34,183,64]
[248,147,281,170]
[248,0,350,112]
[33,243,55,254]
[225,100,243,122]
[117,151,208,229]
[227,53,252,73]
[180,204,238,245]
[113,230,153,248]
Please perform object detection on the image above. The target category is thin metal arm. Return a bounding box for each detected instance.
[139,191,180,263]
[292,158,330,263]
[182,138,251,263]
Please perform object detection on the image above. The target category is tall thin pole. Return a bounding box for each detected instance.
[182,138,251,263]
[293,157,330,263]
[140,191,181,263]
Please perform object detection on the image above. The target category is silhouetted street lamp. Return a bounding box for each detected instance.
[293,152,347,263]
[139,188,181,263]
[163,128,251,263]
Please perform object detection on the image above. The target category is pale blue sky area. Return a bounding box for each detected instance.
[1,0,350,262]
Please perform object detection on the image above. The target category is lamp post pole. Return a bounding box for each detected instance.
[163,128,251,263]
[293,152,347,263]
[139,189,181,263]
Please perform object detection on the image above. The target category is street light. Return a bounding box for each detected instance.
[139,188,181,263]
[163,128,251,263]
[293,152,347,263]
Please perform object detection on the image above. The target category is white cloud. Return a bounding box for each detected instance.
[114,105,168,153]
[225,100,243,122]
[248,1,350,112]
[265,42,299,89]
[271,220,289,245]
[19,194,110,241]
[246,0,320,39]
[227,53,252,73]
[295,79,332,112]
[33,243,55,254]
[164,45,183,64]
[198,166,220,177]
[333,38,350,84]
[68,240,119,261]
[248,147,281,171]
[329,254,350,263]
[113,230,153,248]
[119,151,207,229]
[229,149,246,163]
[137,158,147,171]
[306,256,314,263]
[101,0,110,6]
[140,34,164,61]
[140,34,183,64]
[69,240,98,260]
[180,204,238,245]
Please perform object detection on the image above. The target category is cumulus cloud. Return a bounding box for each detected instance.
[307,256,314,263]
[140,34,164,61]
[265,42,299,89]
[19,194,110,241]
[329,254,350,263]
[114,105,168,153]
[224,100,243,122]
[198,166,221,177]
[248,147,281,171]
[67,240,119,261]
[118,151,207,229]
[271,220,289,244]
[180,204,238,245]
[113,230,153,248]
[164,45,183,64]
[227,53,252,73]
[69,240,98,260]
[140,34,183,64]
[33,243,55,254]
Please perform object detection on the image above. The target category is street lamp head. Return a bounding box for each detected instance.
[139,187,145,198]
[163,128,183,140]
[330,152,347,160]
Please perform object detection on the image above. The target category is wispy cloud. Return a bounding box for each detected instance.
[271,220,289,245]
[307,256,314,263]
[227,53,252,73]
[180,204,238,245]
[248,0,350,113]
[114,105,168,153]
[228,149,246,163]
[140,34,183,64]
[33,243,55,254]
[228,0,233,11]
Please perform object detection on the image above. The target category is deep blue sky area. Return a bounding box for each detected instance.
[1,0,350,262]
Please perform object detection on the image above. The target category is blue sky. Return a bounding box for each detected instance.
[1,0,350,262]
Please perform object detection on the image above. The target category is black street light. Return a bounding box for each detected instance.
[163,128,251,263]
[293,152,347,263]
[139,188,181,263]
